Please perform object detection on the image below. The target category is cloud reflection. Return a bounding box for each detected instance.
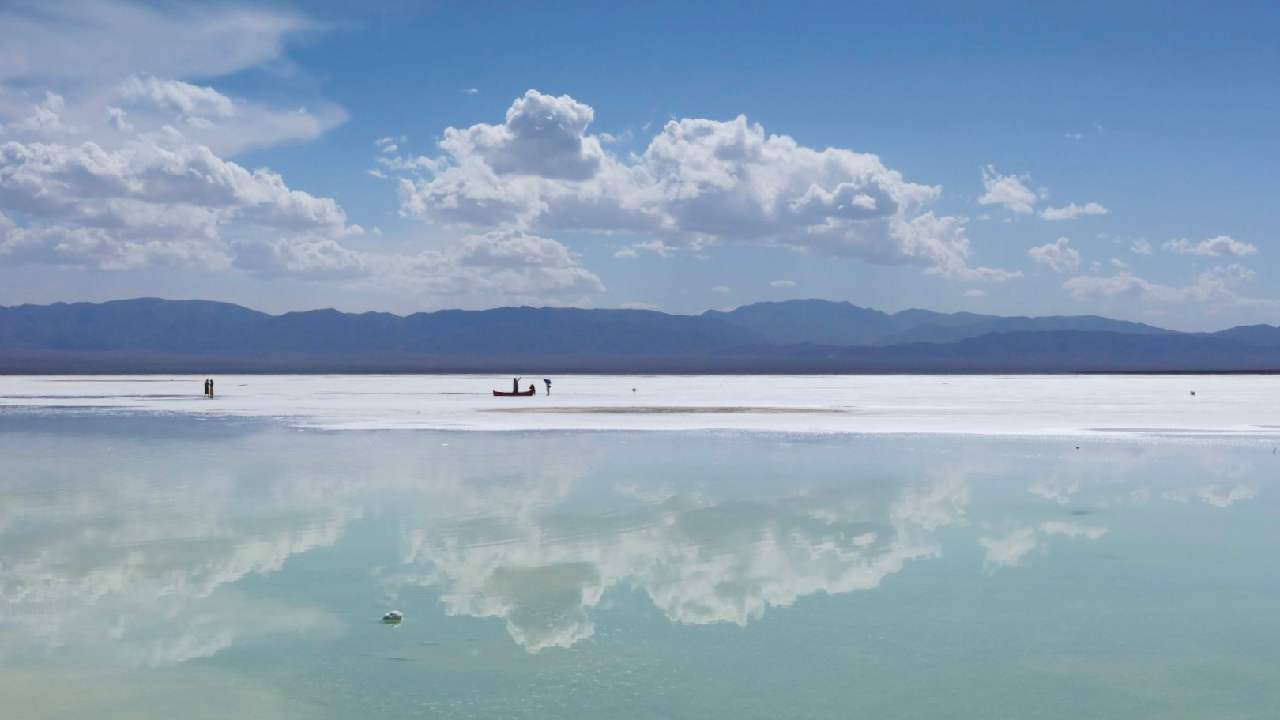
[393,472,971,652]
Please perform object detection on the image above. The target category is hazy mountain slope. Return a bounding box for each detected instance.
[703,300,902,345]
[706,299,1174,346]
[2,298,1277,373]
[876,314,1175,345]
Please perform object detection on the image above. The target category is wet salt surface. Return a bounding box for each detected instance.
[4,373,1280,437]
[2,381,1278,718]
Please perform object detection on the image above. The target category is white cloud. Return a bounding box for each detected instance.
[0,0,312,85]
[977,165,1039,214]
[5,91,82,137]
[615,239,677,258]
[1040,202,1108,221]
[456,229,581,268]
[120,75,233,119]
[392,90,1016,282]
[439,89,604,181]
[621,302,660,311]
[108,74,346,157]
[1028,237,1081,273]
[463,88,479,95]
[1131,238,1153,255]
[963,289,986,297]
[770,279,795,287]
[0,128,355,272]
[231,237,368,281]
[1162,235,1258,257]
[1062,264,1275,307]
[712,285,730,293]
[371,231,604,303]
[0,6,345,157]
[0,5,358,283]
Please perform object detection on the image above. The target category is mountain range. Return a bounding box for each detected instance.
[2,298,1279,373]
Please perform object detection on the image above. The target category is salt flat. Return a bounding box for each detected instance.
[3,374,1278,438]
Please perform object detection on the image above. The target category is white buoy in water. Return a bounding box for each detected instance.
[383,610,403,624]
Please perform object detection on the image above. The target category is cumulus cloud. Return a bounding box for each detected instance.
[977,165,1039,214]
[231,237,368,281]
[770,279,796,287]
[1162,235,1258,257]
[1028,237,1081,273]
[393,90,1016,282]
[5,91,82,137]
[1040,202,1108,221]
[0,128,355,272]
[120,75,234,119]
[712,285,730,293]
[0,1,399,294]
[440,90,604,181]
[1131,239,1153,255]
[373,230,604,303]
[964,289,987,297]
[1062,264,1274,307]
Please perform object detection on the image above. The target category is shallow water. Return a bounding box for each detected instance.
[1,412,1277,718]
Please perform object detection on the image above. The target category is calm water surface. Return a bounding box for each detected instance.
[1,413,1276,719]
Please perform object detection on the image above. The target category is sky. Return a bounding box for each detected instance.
[0,0,1276,331]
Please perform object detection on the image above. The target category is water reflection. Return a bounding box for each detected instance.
[392,468,970,651]
[0,418,1272,666]
[0,426,352,666]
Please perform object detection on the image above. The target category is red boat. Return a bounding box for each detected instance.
[493,388,535,396]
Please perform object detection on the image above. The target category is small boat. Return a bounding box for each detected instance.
[493,389,535,396]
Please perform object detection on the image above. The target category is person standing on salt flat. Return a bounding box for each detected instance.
[544,379,552,395]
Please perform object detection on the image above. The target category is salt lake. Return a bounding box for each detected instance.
[1,375,1277,718]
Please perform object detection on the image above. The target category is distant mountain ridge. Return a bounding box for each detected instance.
[1,297,1278,373]
[703,300,1173,346]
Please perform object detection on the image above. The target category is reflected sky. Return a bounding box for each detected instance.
[1,416,1277,718]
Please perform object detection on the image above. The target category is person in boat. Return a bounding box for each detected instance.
[513,377,520,393]
[528,383,536,395]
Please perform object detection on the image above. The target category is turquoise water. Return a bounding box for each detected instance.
[1,413,1276,718]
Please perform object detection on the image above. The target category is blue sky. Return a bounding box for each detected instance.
[0,0,1276,330]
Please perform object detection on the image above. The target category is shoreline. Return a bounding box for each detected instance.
[4,374,1280,440]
